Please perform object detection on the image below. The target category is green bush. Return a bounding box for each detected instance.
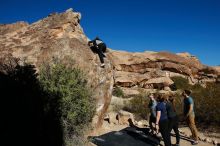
[39,62,95,146]
[192,83,220,125]
[112,86,124,97]
[171,76,190,90]
[171,76,220,127]
[123,94,149,120]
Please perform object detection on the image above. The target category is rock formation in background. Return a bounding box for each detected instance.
[108,50,220,96]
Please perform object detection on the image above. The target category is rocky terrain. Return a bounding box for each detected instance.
[1,9,220,143]
[214,66,220,73]
[108,50,220,96]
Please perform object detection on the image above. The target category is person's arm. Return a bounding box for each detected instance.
[185,98,193,117]
[155,111,161,133]
[186,104,193,117]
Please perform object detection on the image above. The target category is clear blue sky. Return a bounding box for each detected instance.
[0,0,220,66]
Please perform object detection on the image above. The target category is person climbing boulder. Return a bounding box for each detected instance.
[88,36,107,67]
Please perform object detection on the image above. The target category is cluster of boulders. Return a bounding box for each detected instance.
[108,50,220,95]
[104,110,149,128]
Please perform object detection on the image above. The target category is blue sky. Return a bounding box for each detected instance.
[0,0,220,66]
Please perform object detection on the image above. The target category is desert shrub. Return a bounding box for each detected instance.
[169,92,183,116]
[191,83,220,125]
[112,86,124,97]
[170,76,190,90]
[123,94,150,120]
[171,76,220,127]
[39,62,95,146]
[112,103,124,113]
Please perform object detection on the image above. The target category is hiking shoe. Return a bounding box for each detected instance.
[191,141,199,145]
[100,63,105,68]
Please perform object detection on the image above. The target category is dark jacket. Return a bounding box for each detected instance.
[166,102,177,119]
[88,38,106,53]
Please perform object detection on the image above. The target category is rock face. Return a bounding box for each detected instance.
[0,9,114,129]
[214,66,220,75]
[0,21,29,35]
[108,50,219,93]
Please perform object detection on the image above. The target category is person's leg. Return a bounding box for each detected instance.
[168,117,180,145]
[98,44,106,57]
[186,117,194,138]
[173,116,180,145]
[168,117,174,133]
[187,115,199,141]
[149,115,154,131]
[96,47,104,64]
[149,115,156,134]
[159,120,171,146]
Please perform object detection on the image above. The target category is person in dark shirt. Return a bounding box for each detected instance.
[88,37,107,67]
[166,95,180,146]
[155,94,171,146]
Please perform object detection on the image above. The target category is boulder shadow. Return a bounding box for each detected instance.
[0,63,63,146]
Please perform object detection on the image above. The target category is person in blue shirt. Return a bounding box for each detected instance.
[182,90,199,145]
[155,94,171,146]
[166,95,180,146]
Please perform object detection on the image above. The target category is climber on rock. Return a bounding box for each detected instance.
[88,36,107,68]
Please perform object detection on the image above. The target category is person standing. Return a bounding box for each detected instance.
[148,94,157,134]
[155,95,171,146]
[166,95,180,146]
[182,90,199,145]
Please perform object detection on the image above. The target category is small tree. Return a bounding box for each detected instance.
[39,62,95,146]
[112,86,124,97]
[171,76,190,90]
[123,94,149,120]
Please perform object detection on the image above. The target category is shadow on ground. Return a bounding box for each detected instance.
[89,126,162,146]
[89,119,199,146]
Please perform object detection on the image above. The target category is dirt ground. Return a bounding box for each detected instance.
[89,122,219,146]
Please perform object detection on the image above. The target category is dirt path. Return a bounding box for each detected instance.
[89,124,217,146]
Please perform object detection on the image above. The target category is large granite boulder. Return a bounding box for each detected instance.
[0,9,114,129]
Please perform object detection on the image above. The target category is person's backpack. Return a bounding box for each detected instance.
[165,102,177,119]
